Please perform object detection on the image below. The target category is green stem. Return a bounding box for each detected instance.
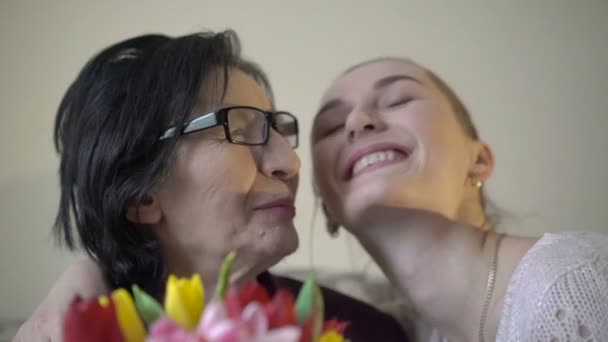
[216,251,237,299]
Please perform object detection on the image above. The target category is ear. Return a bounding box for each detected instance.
[469,141,495,182]
[126,195,162,225]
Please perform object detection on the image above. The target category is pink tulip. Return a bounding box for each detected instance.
[147,316,203,342]
[197,300,301,342]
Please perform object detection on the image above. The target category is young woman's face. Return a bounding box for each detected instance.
[312,60,483,227]
[150,69,301,281]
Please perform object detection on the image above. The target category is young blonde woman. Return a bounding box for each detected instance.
[311,57,608,341]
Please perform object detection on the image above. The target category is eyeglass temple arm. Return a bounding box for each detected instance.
[159,113,219,141]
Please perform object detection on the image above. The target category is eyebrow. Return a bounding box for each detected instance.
[315,74,422,118]
[373,74,422,89]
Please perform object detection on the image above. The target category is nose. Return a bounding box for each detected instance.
[260,129,301,181]
[345,108,385,142]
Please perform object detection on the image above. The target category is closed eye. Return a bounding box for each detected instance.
[318,124,344,140]
[388,98,413,108]
[325,124,344,136]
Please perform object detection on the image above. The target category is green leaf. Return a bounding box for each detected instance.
[296,275,324,341]
[132,284,164,326]
[216,251,237,299]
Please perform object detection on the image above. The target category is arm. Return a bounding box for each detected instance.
[13,258,109,342]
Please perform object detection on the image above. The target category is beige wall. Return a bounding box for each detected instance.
[1,0,607,321]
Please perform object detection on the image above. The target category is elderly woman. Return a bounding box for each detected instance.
[14,31,408,341]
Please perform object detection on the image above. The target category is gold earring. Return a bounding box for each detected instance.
[472,176,483,188]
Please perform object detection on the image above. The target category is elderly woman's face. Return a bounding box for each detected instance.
[151,69,300,282]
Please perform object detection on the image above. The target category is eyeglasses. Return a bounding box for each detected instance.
[159,106,299,148]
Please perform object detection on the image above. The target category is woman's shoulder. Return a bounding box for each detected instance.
[516,231,608,280]
[270,273,411,342]
[497,231,608,341]
[534,231,608,253]
[509,231,608,280]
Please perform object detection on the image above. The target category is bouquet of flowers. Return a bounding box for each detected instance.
[62,252,349,342]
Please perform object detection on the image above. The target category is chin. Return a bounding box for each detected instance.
[259,224,299,264]
[232,226,299,283]
[342,181,411,226]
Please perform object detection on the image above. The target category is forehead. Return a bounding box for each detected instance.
[195,67,272,113]
[321,60,429,103]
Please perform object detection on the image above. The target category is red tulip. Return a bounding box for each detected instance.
[63,295,124,342]
[298,314,315,342]
[224,286,243,319]
[265,289,296,329]
[238,281,271,306]
[224,281,298,331]
[225,281,272,319]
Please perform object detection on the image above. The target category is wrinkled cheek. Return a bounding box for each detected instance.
[172,151,256,224]
[213,166,257,221]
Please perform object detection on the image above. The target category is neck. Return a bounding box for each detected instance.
[457,194,488,229]
[160,240,270,303]
[351,209,496,341]
[163,249,221,304]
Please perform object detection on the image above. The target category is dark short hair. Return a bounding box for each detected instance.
[53,30,273,295]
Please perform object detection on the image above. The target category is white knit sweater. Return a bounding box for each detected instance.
[424,232,608,341]
[495,231,608,341]
[283,232,608,341]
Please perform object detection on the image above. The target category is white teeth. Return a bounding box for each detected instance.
[351,150,401,176]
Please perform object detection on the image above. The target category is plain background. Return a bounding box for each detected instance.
[1,0,607,323]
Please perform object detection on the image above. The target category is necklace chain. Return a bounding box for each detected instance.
[479,233,504,342]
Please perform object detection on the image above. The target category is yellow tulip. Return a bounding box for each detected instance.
[164,274,205,329]
[318,331,346,342]
[109,289,147,342]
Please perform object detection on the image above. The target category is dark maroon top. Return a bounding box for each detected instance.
[257,272,410,341]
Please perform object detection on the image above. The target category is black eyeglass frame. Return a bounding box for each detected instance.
[159,105,299,148]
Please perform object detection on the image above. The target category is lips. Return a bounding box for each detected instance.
[343,143,412,180]
[254,197,296,218]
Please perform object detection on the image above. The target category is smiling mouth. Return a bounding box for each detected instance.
[349,149,411,180]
